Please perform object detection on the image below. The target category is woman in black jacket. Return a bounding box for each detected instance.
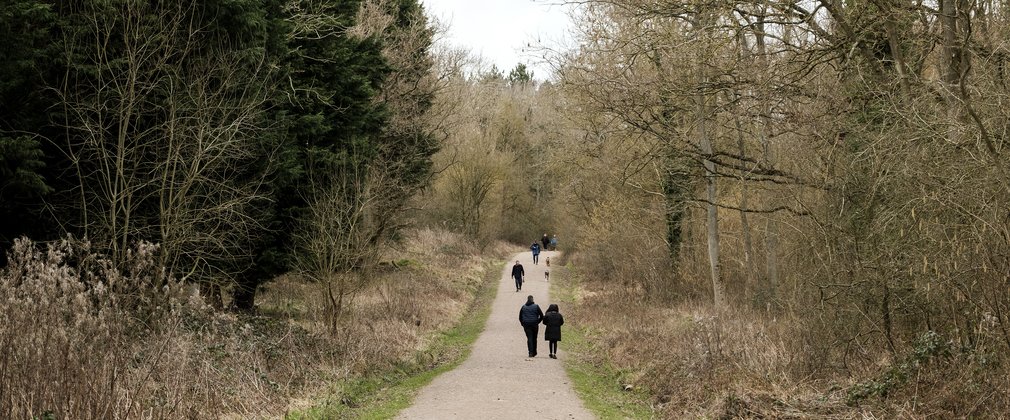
[542,304,564,359]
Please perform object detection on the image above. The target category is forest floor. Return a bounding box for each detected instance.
[396,250,594,419]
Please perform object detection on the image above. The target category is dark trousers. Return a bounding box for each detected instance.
[549,340,558,354]
[532,253,539,264]
[523,323,539,356]
[514,276,523,290]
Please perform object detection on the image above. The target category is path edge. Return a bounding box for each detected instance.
[287,257,504,420]
[550,257,658,419]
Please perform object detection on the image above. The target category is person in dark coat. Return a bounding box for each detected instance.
[530,242,541,264]
[542,303,564,359]
[541,233,549,250]
[519,295,544,357]
[511,260,525,292]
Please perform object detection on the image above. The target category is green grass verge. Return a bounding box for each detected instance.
[552,261,656,420]
[287,260,502,420]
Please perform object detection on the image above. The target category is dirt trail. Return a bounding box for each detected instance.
[396,250,594,420]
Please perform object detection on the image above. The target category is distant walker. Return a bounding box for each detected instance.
[511,260,525,292]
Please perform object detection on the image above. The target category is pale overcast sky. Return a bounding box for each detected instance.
[419,0,574,79]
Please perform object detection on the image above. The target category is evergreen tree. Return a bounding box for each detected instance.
[44,0,286,283]
[480,64,505,84]
[368,0,439,243]
[0,1,57,255]
[234,0,391,310]
[0,0,438,312]
[507,63,534,86]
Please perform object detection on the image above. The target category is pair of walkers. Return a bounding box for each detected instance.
[541,233,559,251]
[519,296,565,358]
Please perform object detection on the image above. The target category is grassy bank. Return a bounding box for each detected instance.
[0,228,514,418]
[556,251,867,418]
[287,256,503,419]
[551,259,655,419]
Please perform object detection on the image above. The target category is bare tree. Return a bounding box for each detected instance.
[54,0,272,304]
[296,165,382,334]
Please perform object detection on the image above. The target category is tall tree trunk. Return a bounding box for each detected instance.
[754,8,779,299]
[701,116,725,308]
[662,152,687,263]
[647,41,689,268]
[734,106,756,291]
[695,16,725,308]
[940,0,964,87]
[733,31,757,296]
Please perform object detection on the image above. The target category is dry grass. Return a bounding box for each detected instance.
[0,228,510,419]
[565,263,1010,419]
[568,289,840,418]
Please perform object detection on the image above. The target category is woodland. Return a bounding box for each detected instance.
[1,0,1009,417]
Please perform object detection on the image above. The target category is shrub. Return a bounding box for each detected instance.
[0,237,192,418]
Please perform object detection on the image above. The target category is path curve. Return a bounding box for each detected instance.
[396,250,594,420]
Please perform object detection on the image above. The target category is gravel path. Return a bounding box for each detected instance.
[396,250,594,420]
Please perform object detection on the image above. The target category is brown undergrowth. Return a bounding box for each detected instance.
[563,254,1010,419]
[0,228,510,419]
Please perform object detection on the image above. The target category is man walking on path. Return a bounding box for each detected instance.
[530,242,541,264]
[541,233,549,251]
[511,260,525,292]
[519,295,544,357]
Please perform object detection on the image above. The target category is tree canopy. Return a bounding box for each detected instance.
[0,0,439,310]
